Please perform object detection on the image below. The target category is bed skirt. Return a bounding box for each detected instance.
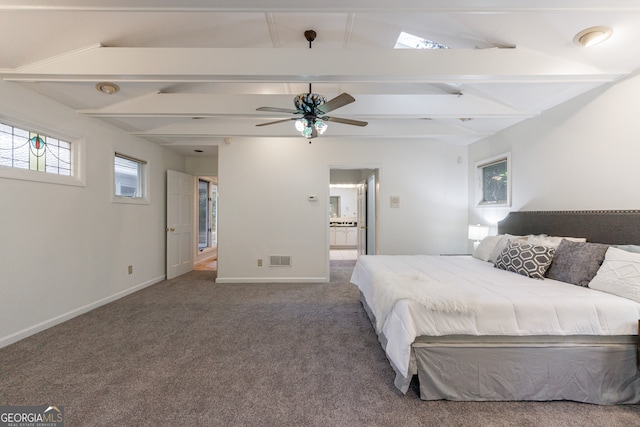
[359,292,640,404]
[413,338,640,404]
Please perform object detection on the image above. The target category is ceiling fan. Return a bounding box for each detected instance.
[255,30,368,139]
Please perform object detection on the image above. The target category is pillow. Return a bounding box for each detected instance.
[473,235,503,262]
[494,241,556,279]
[526,235,587,248]
[488,234,527,263]
[589,247,640,303]
[545,240,609,287]
[615,244,640,254]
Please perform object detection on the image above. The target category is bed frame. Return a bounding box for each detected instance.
[393,210,640,404]
[497,210,640,245]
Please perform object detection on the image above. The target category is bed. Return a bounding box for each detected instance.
[350,210,640,404]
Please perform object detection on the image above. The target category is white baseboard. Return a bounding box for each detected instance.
[0,275,165,349]
[215,276,328,284]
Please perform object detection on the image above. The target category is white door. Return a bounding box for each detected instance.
[357,183,366,255]
[167,170,195,279]
[366,174,376,255]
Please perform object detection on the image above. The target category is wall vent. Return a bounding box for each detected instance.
[269,255,291,267]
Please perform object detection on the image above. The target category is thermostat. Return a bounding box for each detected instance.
[308,195,318,202]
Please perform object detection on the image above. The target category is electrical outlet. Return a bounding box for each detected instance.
[128,265,133,274]
[257,259,263,267]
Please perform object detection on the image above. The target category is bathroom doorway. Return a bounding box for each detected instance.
[329,168,379,261]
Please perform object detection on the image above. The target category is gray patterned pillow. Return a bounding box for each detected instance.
[546,240,610,287]
[494,241,556,279]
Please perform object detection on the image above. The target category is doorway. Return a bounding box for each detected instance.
[195,177,218,271]
[329,168,378,262]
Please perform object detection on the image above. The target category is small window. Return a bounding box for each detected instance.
[0,121,73,177]
[114,153,147,202]
[476,154,510,207]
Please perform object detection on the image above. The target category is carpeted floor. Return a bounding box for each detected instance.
[0,261,639,426]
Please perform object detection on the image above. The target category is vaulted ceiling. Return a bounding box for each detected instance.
[2,1,640,156]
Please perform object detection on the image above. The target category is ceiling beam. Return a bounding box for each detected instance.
[78,93,531,119]
[128,116,492,140]
[2,0,639,13]
[2,46,626,84]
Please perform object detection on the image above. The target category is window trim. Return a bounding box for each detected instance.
[0,116,85,187]
[112,152,150,205]
[475,153,511,207]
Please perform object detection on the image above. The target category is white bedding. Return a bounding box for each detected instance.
[350,255,640,384]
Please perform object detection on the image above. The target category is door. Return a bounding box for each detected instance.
[357,183,366,255]
[366,174,376,255]
[167,170,195,279]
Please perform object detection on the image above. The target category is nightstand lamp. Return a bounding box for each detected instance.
[468,224,489,250]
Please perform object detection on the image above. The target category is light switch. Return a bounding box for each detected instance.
[390,196,400,208]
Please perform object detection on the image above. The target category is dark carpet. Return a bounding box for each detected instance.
[0,260,639,426]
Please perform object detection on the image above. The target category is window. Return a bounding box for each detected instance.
[114,153,147,202]
[476,154,510,207]
[394,31,449,50]
[0,121,72,176]
[198,179,210,250]
[198,179,217,251]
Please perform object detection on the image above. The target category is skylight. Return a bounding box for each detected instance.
[394,31,449,50]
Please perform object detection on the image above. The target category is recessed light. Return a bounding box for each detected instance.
[574,26,613,47]
[95,82,120,94]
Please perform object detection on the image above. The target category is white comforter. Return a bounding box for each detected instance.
[350,255,640,382]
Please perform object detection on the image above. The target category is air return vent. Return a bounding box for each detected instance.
[269,255,291,267]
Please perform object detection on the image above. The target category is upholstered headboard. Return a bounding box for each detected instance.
[497,210,640,245]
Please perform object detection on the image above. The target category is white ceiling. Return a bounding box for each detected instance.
[2,1,640,156]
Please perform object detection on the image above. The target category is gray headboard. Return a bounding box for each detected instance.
[497,210,640,245]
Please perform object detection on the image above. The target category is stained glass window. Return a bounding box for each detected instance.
[0,122,71,176]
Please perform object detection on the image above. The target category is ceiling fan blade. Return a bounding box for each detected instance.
[256,118,295,127]
[256,106,300,114]
[317,93,355,114]
[324,116,368,127]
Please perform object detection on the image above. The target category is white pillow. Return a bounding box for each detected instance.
[526,235,587,248]
[473,235,503,262]
[588,247,640,303]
